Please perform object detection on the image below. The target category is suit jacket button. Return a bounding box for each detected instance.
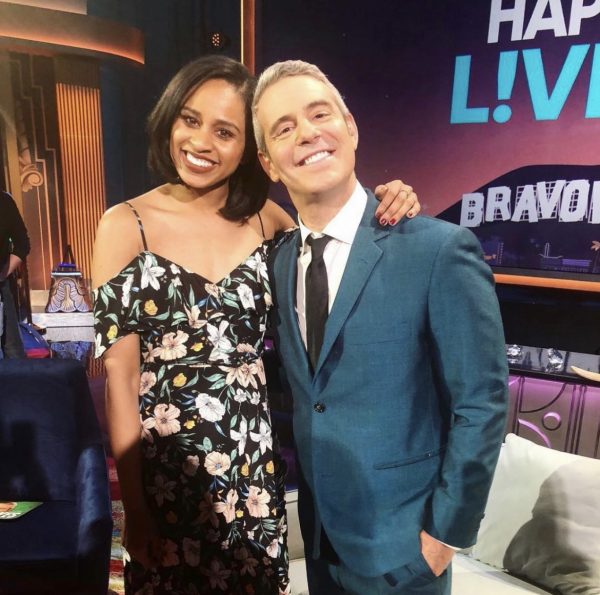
[314,402,326,413]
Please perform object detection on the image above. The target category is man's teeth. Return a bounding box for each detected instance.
[302,151,330,166]
[185,152,214,167]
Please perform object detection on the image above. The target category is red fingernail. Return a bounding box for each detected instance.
[389,218,396,225]
[380,218,387,226]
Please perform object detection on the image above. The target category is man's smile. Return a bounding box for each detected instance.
[297,150,333,167]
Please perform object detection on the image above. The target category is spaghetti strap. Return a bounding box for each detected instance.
[124,201,148,251]
[257,211,266,239]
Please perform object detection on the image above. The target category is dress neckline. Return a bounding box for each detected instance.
[145,245,265,286]
[95,242,267,293]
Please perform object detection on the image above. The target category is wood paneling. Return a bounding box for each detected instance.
[55,57,105,282]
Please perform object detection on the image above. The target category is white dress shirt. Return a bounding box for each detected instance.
[296,181,367,348]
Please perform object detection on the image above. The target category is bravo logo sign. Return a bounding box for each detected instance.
[460,179,600,227]
[451,0,600,124]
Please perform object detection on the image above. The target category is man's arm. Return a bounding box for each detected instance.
[424,225,508,551]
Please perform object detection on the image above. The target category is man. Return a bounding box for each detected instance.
[0,190,29,359]
[253,60,508,594]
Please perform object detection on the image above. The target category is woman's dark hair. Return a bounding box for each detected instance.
[147,55,269,221]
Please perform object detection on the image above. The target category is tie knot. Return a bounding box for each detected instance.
[306,234,331,261]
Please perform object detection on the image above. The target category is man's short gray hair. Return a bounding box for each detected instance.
[252,60,350,154]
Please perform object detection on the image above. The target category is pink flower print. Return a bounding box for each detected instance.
[139,371,157,395]
[246,485,271,518]
[204,283,221,299]
[153,403,181,437]
[200,558,231,590]
[182,537,201,567]
[161,539,179,567]
[266,538,280,559]
[184,305,206,329]
[140,415,156,443]
[197,492,219,528]
[148,474,176,506]
[151,330,189,361]
[183,455,199,476]
[250,358,266,385]
[234,546,259,576]
[224,362,258,389]
[213,489,239,523]
[204,451,231,476]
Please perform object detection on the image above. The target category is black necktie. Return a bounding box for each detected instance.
[305,234,332,370]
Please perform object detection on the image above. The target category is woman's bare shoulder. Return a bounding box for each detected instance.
[93,194,156,287]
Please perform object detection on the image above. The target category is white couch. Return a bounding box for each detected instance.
[285,434,600,594]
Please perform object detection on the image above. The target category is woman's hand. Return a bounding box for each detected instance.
[374,180,420,225]
[123,507,162,570]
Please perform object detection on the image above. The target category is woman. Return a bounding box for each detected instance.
[92,55,419,595]
[0,190,30,359]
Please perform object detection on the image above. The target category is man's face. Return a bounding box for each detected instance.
[255,75,358,203]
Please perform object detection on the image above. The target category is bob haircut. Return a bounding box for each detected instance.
[147,55,269,222]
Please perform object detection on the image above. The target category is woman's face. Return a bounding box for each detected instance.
[170,78,246,191]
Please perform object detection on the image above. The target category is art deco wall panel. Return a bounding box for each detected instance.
[7,52,65,290]
[508,375,600,459]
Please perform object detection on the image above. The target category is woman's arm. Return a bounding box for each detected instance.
[103,335,160,569]
[260,180,421,238]
[259,199,297,238]
[92,205,161,569]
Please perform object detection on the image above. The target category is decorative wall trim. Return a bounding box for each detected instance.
[241,0,256,74]
[0,0,87,14]
[0,3,144,64]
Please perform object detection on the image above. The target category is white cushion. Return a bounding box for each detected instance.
[452,554,549,594]
[472,434,600,593]
[285,490,309,594]
[285,490,305,560]
[289,559,309,595]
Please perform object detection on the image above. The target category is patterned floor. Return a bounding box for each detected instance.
[108,459,125,595]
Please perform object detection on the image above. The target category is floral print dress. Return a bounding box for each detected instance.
[94,206,289,595]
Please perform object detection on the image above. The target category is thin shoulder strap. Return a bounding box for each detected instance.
[124,201,148,251]
[256,210,266,239]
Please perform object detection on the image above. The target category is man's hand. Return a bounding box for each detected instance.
[419,529,455,577]
[374,180,420,226]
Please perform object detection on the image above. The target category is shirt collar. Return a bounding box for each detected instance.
[298,181,367,253]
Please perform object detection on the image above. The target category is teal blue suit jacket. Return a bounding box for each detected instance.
[269,190,508,578]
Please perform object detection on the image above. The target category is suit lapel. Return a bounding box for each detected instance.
[314,194,389,375]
